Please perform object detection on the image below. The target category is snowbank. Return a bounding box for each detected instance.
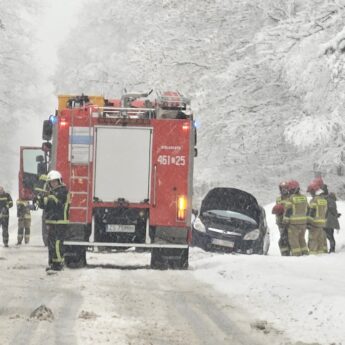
[191,201,345,345]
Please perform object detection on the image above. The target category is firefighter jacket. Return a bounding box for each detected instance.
[34,174,48,194]
[38,184,70,224]
[0,192,13,218]
[283,193,308,226]
[16,199,31,219]
[275,195,289,226]
[325,193,340,230]
[308,195,328,228]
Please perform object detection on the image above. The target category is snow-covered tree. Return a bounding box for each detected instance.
[0,1,42,191]
[54,0,345,203]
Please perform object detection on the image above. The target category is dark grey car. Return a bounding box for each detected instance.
[192,188,270,254]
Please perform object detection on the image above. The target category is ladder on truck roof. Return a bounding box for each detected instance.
[68,108,93,224]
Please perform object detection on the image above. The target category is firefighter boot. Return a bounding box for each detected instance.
[24,235,30,244]
[17,235,23,245]
[3,236,9,247]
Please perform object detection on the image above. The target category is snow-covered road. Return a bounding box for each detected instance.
[0,214,280,345]
[1,203,345,345]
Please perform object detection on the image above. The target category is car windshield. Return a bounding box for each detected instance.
[203,209,258,226]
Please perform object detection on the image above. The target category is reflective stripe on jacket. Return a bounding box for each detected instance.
[43,184,70,224]
[0,192,13,218]
[16,199,31,219]
[308,195,327,228]
[34,174,48,193]
[283,193,308,225]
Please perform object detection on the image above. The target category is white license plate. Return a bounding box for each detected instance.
[211,238,234,248]
[106,224,135,233]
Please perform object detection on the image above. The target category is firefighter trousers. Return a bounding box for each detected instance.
[47,224,66,268]
[308,226,327,254]
[278,226,290,256]
[287,224,309,256]
[17,218,31,244]
[324,228,335,253]
[1,217,9,246]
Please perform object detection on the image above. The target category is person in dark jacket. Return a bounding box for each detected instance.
[0,186,13,247]
[322,185,340,253]
[37,170,70,271]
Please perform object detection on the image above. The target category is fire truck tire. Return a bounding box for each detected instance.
[150,248,189,270]
[64,246,87,268]
[42,213,48,247]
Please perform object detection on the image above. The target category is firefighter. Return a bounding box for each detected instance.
[321,184,340,253]
[37,170,70,271]
[34,173,48,196]
[272,181,290,256]
[16,199,31,245]
[307,180,328,254]
[0,186,13,247]
[283,180,309,256]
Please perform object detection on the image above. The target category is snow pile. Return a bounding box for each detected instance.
[30,305,54,321]
[191,200,345,345]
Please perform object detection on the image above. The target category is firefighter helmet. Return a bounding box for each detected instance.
[307,181,317,194]
[272,203,284,215]
[287,180,300,193]
[307,177,324,194]
[47,170,62,182]
[279,181,289,195]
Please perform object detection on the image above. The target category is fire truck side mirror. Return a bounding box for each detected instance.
[42,141,52,153]
[194,148,198,157]
[42,120,53,141]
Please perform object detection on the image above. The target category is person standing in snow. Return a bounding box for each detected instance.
[272,181,290,256]
[36,170,70,271]
[321,184,340,253]
[0,186,13,247]
[16,199,32,245]
[307,180,328,254]
[283,180,309,256]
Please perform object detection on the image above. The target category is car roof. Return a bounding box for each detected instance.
[200,187,261,223]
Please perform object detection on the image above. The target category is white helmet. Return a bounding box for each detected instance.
[47,170,62,182]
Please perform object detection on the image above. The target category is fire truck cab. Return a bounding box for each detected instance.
[39,90,196,269]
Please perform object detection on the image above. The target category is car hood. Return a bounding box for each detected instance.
[200,188,261,225]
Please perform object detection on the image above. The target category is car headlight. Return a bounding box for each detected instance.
[243,229,260,241]
[193,217,206,233]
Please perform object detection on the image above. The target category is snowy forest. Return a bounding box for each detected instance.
[2,0,345,205]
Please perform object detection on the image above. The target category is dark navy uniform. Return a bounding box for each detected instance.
[38,183,70,270]
[0,190,13,247]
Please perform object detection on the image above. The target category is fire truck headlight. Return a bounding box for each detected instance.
[177,195,187,221]
[60,117,67,127]
[193,217,206,233]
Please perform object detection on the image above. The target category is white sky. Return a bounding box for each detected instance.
[35,0,84,72]
[15,0,85,149]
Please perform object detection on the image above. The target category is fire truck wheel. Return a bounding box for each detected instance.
[150,248,189,270]
[64,246,87,268]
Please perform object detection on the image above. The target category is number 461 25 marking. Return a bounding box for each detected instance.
[157,155,186,166]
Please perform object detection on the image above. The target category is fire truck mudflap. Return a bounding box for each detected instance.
[42,91,195,269]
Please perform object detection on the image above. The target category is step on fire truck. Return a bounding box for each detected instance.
[24,90,197,269]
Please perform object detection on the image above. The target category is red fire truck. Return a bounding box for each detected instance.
[32,90,196,269]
